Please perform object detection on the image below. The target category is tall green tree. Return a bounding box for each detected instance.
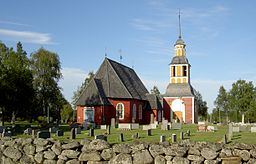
[72,71,94,106]
[30,48,62,121]
[214,86,229,123]
[228,80,255,122]
[194,90,208,121]
[150,85,161,97]
[0,42,34,124]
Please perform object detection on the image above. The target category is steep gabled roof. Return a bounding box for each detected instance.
[164,83,195,97]
[146,94,163,110]
[76,58,149,106]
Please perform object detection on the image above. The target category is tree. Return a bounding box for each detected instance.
[61,103,73,123]
[30,48,62,122]
[194,90,208,121]
[214,86,229,123]
[150,85,161,96]
[228,80,255,122]
[72,71,94,107]
[0,42,34,124]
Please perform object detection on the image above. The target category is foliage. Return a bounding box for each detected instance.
[0,42,34,124]
[72,71,95,106]
[61,103,73,123]
[30,48,63,120]
[150,85,161,96]
[213,80,256,123]
[194,90,208,120]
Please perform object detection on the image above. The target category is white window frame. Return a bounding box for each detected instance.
[116,103,124,120]
[84,107,94,122]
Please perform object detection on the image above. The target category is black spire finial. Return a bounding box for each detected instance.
[178,9,182,39]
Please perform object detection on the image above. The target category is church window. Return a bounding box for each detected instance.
[116,103,124,119]
[183,66,187,76]
[132,104,136,119]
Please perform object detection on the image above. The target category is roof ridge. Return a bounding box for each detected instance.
[105,58,133,98]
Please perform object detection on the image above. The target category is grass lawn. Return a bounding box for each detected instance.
[4,122,256,144]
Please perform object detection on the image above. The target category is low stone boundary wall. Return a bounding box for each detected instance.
[0,137,256,163]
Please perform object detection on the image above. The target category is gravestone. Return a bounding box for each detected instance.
[180,132,184,140]
[100,125,107,130]
[111,118,116,128]
[142,125,151,130]
[49,126,58,133]
[187,130,190,137]
[223,134,227,144]
[82,121,88,130]
[161,120,168,130]
[89,128,94,137]
[2,131,12,137]
[0,126,5,133]
[150,114,154,124]
[37,131,50,139]
[24,128,32,135]
[171,123,182,130]
[147,129,152,136]
[107,125,111,135]
[251,127,256,132]
[70,128,76,139]
[132,133,139,139]
[150,124,157,129]
[56,130,64,136]
[232,127,240,132]
[160,135,166,143]
[228,123,233,141]
[172,134,177,143]
[119,133,124,142]
[75,127,81,134]
[95,135,107,141]
[32,130,35,138]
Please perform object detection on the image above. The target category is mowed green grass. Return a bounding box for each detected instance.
[5,122,256,144]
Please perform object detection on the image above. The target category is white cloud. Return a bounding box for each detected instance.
[0,28,54,44]
[59,67,88,103]
[0,20,31,27]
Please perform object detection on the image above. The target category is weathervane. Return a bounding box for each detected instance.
[105,47,107,58]
[119,49,122,63]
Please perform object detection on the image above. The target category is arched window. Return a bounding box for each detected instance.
[139,105,143,120]
[116,103,124,119]
[132,104,136,119]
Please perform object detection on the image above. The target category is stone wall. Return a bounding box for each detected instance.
[0,137,256,164]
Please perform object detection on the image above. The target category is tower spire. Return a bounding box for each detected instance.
[178,9,182,39]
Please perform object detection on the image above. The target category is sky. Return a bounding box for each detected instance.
[1,0,256,112]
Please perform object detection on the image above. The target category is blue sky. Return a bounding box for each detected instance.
[1,0,256,112]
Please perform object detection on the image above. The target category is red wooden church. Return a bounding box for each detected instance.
[75,58,162,126]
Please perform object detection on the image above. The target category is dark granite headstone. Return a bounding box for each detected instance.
[147,129,152,136]
[95,135,107,141]
[119,133,124,142]
[56,130,64,136]
[172,134,177,143]
[70,128,76,139]
[160,135,166,143]
[37,131,50,139]
[89,128,94,137]
[180,132,184,140]
[107,125,111,135]
[224,134,227,144]
[0,126,5,133]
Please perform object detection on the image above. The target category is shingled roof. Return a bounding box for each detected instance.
[170,56,189,65]
[146,94,163,110]
[164,83,195,97]
[76,58,149,106]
